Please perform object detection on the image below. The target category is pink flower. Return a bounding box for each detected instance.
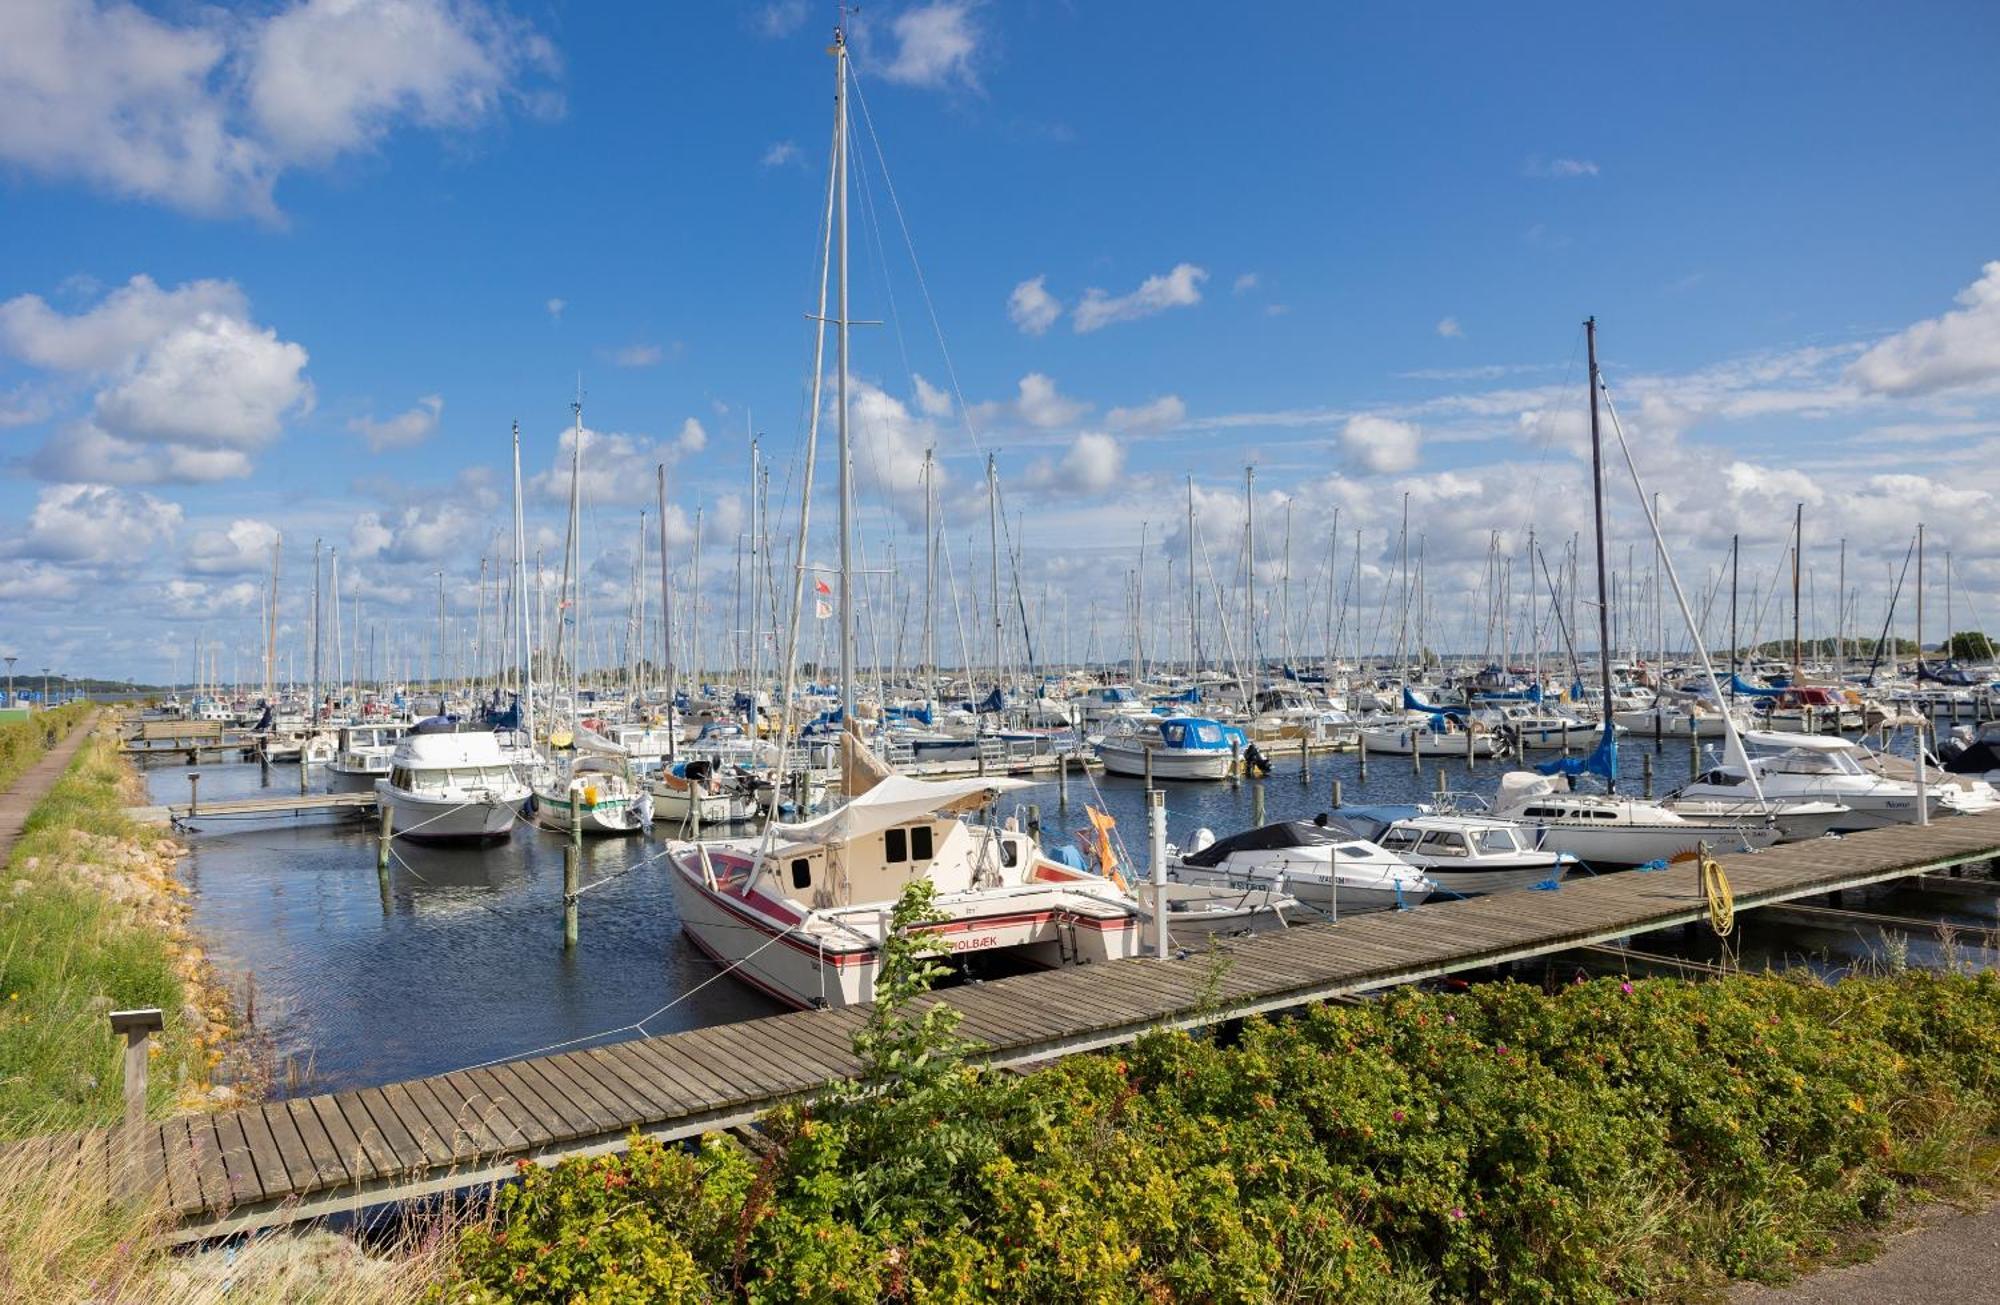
[1620,982,1634,995]
[1444,1014,1455,1025]
[1450,1207,1466,1221]
[1392,1109,1406,1123]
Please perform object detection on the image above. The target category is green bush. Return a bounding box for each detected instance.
[445,908,2000,1303]
[0,704,89,792]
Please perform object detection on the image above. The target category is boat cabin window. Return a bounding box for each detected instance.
[1378,828,1420,851]
[911,825,934,860]
[884,828,908,863]
[390,767,411,789]
[1419,831,1470,857]
[1477,829,1518,854]
[791,858,812,890]
[1697,769,1743,787]
[1336,843,1375,858]
[999,835,1019,868]
[1519,806,1558,819]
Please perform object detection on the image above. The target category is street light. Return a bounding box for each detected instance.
[4,656,14,709]
[42,667,50,709]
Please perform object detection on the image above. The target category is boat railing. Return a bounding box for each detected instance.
[1431,790,1495,817]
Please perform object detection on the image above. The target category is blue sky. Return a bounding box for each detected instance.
[3,1,1999,684]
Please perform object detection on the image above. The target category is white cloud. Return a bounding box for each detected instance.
[676,418,708,453]
[4,483,182,565]
[1232,273,1259,295]
[1341,414,1422,474]
[613,343,663,368]
[760,139,801,167]
[545,296,565,321]
[0,0,559,220]
[0,274,311,481]
[970,372,1090,432]
[869,2,981,91]
[0,562,76,602]
[186,517,281,574]
[1525,156,1600,179]
[348,394,443,450]
[349,513,394,559]
[755,1,809,38]
[1040,432,1124,495]
[1105,394,1186,433]
[912,373,952,418]
[1436,316,1463,339]
[531,421,702,507]
[1072,263,1207,333]
[1008,275,1062,335]
[846,379,944,520]
[1847,262,2000,397]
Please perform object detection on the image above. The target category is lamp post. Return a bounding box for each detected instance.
[42,667,50,709]
[4,656,14,709]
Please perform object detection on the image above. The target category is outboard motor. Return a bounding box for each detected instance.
[1242,742,1273,777]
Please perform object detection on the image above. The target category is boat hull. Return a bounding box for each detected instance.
[1521,821,1779,867]
[1097,741,1234,780]
[375,784,518,843]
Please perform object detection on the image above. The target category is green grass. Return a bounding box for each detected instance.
[0,728,210,1139]
[0,704,89,793]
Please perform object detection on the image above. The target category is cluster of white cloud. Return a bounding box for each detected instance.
[349,394,444,451]
[1008,264,1209,335]
[527,417,711,507]
[0,274,313,482]
[0,0,559,221]
[1847,261,2000,397]
[3,482,182,565]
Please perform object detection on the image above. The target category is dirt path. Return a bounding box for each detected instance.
[0,711,96,864]
[1735,1198,2000,1303]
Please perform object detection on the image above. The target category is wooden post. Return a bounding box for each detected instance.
[1148,788,1168,959]
[1561,719,1571,754]
[1229,738,1241,787]
[564,791,581,950]
[1300,735,1311,784]
[376,801,393,903]
[1653,708,1663,750]
[1143,745,1154,791]
[1411,736,1421,775]
[1357,730,1368,784]
[1436,767,1447,795]
[1057,750,1069,809]
[1465,722,1476,769]
[1642,752,1654,799]
[109,1008,163,1129]
[1689,718,1700,776]
[1331,776,1344,809]
[186,772,200,818]
[1251,778,1266,826]
[1027,803,1042,849]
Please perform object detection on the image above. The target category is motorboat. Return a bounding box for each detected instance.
[1096,716,1246,781]
[665,740,1144,1010]
[1488,771,1781,867]
[1611,699,1750,739]
[1482,704,1616,752]
[1358,714,1507,758]
[1371,813,1574,897]
[328,721,409,788]
[1940,720,2000,782]
[1661,787,1851,842]
[1672,732,1992,831]
[1169,817,1435,914]
[648,757,763,828]
[527,753,652,836]
[375,719,530,843]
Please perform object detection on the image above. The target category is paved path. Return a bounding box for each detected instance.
[1736,1199,2000,1303]
[0,712,97,865]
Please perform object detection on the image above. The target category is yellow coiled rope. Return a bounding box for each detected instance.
[1698,841,1734,938]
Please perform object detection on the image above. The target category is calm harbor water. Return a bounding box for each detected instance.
[151,737,1997,1098]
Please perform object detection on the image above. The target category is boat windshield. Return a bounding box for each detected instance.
[1767,749,1865,777]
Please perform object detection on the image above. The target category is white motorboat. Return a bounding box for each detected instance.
[1611,701,1748,739]
[328,721,408,788]
[1373,813,1574,897]
[1675,731,1995,830]
[648,757,763,828]
[1485,706,1619,752]
[1096,716,1246,781]
[375,720,530,843]
[1358,715,1507,758]
[665,753,1143,1010]
[1170,817,1435,914]
[1488,771,1781,867]
[528,754,652,836]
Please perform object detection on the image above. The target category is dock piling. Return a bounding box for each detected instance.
[1251,779,1266,826]
[1331,777,1343,809]
[564,791,581,950]
[1357,732,1368,784]
[186,772,200,819]
[1688,719,1700,775]
[1143,746,1154,791]
[109,1008,163,1129]
[1300,735,1311,784]
[1027,803,1041,849]
[1148,788,1168,959]
[1642,752,1654,799]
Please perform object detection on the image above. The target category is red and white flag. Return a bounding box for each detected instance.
[814,578,831,595]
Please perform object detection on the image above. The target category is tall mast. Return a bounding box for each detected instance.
[265,534,281,704]
[1791,501,1803,682]
[657,464,674,757]
[987,452,1000,703]
[830,28,857,722]
[690,506,704,694]
[310,539,322,724]
[1585,317,1616,790]
[1836,536,1846,676]
[1244,466,1256,685]
[514,421,535,746]
[923,447,937,712]
[1915,522,1925,674]
[1185,475,1197,677]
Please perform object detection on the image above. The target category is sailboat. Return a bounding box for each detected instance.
[665,30,1144,1007]
[1487,320,1781,866]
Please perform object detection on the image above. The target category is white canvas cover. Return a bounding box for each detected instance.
[769,773,1030,847]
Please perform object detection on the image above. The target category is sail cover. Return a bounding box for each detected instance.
[1536,719,1618,782]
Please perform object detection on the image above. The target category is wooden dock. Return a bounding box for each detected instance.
[126,791,378,826]
[27,813,2000,1240]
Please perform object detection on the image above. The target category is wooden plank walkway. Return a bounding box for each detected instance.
[127,791,378,826]
[33,811,2000,1241]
